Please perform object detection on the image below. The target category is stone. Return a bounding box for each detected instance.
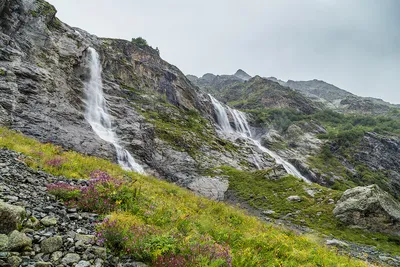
[0,234,8,251]
[0,201,26,234]
[35,262,53,267]
[8,231,32,252]
[61,253,81,265]
[326,239,349,248]
[287,196,302,202]
[76,260,91,267]
[333,184,400,233]
[91,246,106,259]
[7,256,22,267]
[262,210,275,215]
[75,234,95,244]
[40,216,58,227]
[41,236,63,254]
[25,216,40,229]
[51,251,63,262]
[187,176,229,201]
[94,258,104,267]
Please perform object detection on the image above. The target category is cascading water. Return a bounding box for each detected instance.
[84,47,144,174]
[209,95,310,183]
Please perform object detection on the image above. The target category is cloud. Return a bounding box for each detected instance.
[47,0,400,103]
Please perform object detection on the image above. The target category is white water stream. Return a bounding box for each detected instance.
[208,94,309,183]
[84,47,144,174]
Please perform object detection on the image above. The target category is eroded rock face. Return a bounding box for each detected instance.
[333,185,400,234]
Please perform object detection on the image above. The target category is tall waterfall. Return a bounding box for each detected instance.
[84,47,144,174]
[209,95,309,183]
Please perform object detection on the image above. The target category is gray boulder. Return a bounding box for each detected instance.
[8,230,32,251]
[0,234,8,251]
[41,236,63,254]
[0,201,26,234]
[333,184,400,233]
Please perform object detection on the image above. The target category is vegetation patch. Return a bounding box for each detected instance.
[0,127,368,266]
[217,166,400,256]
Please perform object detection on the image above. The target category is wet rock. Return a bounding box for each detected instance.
[25,216,40,229]
[8,231,32,252]
[76,260,91,267]
[51,251,63,262]
[41,236,63,254]
[0,234,8,251]
[0,201,26,234]
[333,184,400,233]
[40,216,58,227]
[61,253,81,265]
[35,262,53,267]
[326,239,349,248]
[287,196,302,202]
[187,176,229,201]
[7,255,22,267]
[75,234,94,244]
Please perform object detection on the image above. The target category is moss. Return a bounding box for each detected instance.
[0,69,5,76]
[216,166,400,256]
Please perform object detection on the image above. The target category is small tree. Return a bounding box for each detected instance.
[131,37,148,48]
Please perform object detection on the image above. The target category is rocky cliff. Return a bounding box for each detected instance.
[0,0,286,200]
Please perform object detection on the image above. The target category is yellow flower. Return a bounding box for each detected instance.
[115,200,122,205]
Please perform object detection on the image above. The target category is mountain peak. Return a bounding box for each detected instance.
[234,69,251,81]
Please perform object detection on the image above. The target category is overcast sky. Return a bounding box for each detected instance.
[47,0,400,104]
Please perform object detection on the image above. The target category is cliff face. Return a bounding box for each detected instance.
[0,0,283,199]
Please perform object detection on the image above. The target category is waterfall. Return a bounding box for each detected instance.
[209,94,233,133]
[209,95,310,183]
[84,47,144,174]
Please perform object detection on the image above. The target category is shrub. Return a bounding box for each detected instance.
[48,170,140,214]
[131,37,148,48]
[47,182,81,200]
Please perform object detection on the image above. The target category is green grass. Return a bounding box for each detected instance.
[217,166,400,257]
[0,127,369,266]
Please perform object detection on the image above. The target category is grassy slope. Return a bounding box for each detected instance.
[0,127,368,266]
[218,167,400,257]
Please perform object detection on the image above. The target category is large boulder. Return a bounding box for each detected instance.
[0,201,26,234]
[7,230,32,251]
[333,184,400,233]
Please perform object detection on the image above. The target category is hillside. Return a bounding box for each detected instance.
[1,0,400,266]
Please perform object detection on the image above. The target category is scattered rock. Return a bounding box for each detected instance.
[40,216,58,227]
[0,234,8,251]
[25,216,40,229]
[0,201,26,234]
[262,210,275,215]
[8,230,32,252]
[76,260,91,267]
[326,239,349,248]
[61,253,81,265]
[75,234,94,244]
[287,196,302,202]
[7,255,22,267]
[35,262,53,267]
[51,251,63,262]
[41,236,63,254]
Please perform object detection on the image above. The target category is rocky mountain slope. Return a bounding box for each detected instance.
[1,0,400,266]
[0,0,283,200]
[189,71,400,199]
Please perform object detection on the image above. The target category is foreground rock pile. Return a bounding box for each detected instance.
[0,149,146,267]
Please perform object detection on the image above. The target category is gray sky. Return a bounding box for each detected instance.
[47,0,400,104]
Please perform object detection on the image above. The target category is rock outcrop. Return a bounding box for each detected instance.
[0,0,283,200]
[333,184,400,234]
